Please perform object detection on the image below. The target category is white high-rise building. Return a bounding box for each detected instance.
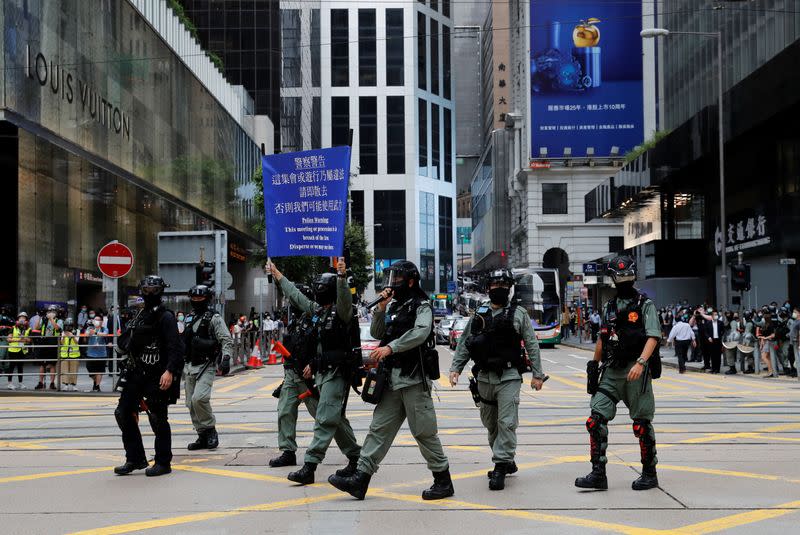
[280,1,457,298]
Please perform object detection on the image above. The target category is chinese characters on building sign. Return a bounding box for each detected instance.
[262,147,351,257]
[714,214,770,256]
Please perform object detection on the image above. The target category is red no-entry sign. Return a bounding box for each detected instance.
[97,242,134,279]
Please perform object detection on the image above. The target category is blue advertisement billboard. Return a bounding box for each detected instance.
[530,2,643,158]
[261,147,351,257]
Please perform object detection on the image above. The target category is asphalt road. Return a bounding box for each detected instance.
[1,344,799,534]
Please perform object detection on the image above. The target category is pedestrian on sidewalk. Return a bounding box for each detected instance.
[58,318,81,391]
[589,309,601,343]
[6,312,31,390]
[84,317,108,392]
[668,313,695,374]
[36,305,62,390]
[757,314,778,378]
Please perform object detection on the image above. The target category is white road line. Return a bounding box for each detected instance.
[542,358,556,363]
[566,365,584,372]
[568,354,588,360]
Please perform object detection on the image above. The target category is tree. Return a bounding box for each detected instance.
[250,167,373,293]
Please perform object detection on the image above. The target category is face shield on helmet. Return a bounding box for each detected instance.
[139,276,168,306]
[312,273,338,305]
[485,269,515,306]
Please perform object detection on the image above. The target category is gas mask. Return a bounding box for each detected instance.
[614,280,636,298]
[191,299,209,313]
[488,286,510,306]
[143,295,161,308]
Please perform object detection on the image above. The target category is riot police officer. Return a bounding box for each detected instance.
[328,260,454,501]
[183,284,233,451]
[449,268,546,491]
[266,259,361,484]
[113,276,184,477]
[269,285,358,468]
[576,256,662,491]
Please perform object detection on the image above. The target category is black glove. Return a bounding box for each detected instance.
[586,360,600,395]
[219,356,231,376]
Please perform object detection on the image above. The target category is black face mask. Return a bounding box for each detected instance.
[615,281,637,298]
[143,294,161,308]
[489,287,510,306]
[391,283,410,302]
[191,300,208,313]
[315,289,335,306]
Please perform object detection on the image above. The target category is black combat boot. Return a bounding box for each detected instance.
[421,469,455,500]
[335,456,360,478]
[114,460,149,475]
[574,462,608,490]
[205,428,219,449]
[287,462,316,485]
[632,466,659,490]
[487,461,517,478]
[187,430,208,451]
[488,463,509,491]
[145,463,172,477]
[329,469,371,500]
[269,450,297,468]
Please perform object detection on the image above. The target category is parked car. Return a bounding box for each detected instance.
[359,323,380,365]
[435,315,460,345]
[449,317,470,350]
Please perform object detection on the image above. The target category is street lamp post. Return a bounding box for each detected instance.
[641,28,728,309]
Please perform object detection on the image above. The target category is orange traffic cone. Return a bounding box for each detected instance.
[247,339,263,368]
[266,339,278,365]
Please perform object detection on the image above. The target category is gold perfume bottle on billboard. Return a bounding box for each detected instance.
[572,18,601,88]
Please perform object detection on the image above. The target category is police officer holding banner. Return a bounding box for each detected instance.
[114,276,184,477]
[576,256,662,491]
[449,268,546,491]
[267,258,362,485]
[183,284,233,451]
[328,261,454,501]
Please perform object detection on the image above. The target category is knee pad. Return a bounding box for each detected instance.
[632,419,653,440]
[586,412,607,433]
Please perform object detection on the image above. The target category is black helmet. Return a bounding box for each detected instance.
[188,284,213,302]
[312,272,338,305]
[485,268,515,288]
[138,275,168,296]
[607,255,637,284]
[297,284,314,301]
[64,317,75,328]
[385,260,421,289]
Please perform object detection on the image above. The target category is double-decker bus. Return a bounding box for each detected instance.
[512,268,562,347]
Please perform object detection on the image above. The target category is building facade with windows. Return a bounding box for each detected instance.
[586,3,800,307]
[182,0,282,149]
[279,0,457,298]
[0,0,267,316]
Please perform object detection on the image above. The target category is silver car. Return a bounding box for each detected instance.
[435,316,461,345]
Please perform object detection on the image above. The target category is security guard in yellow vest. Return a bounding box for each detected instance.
[59,318,81,391]
[7,312,31,390]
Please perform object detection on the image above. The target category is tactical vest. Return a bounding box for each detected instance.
[601,294,649,367]
[469,304,522,374]
[59,335,80,359]
[382,297,429,377]
[184,311,220,365]
[128,307,166,371]
[283,311,317,370]
[317,306,359,370]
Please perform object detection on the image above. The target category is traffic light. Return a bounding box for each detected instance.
[731,263,750,292]
[195,261,215,287]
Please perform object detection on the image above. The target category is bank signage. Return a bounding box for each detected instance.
[714,211,772,256]
[529,2,644,157]
[261,147,351,257]
[25,46,131,141]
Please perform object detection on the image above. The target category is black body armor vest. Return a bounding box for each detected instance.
[601,294,649,367]
[283,311,317,370]
[316,306,359,371]
[382,297,429,377]
[184,311,219,365]
[128,307,166,372]
[468,304,522,374]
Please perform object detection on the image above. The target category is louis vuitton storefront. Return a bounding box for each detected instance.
[0,0,261,313]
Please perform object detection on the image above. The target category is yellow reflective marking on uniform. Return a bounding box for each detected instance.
[670,500,800,534]
[0,466,113,483]
[216,376,261,393]
[370,490,662,535]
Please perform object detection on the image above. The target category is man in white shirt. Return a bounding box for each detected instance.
[668,315,696,374]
